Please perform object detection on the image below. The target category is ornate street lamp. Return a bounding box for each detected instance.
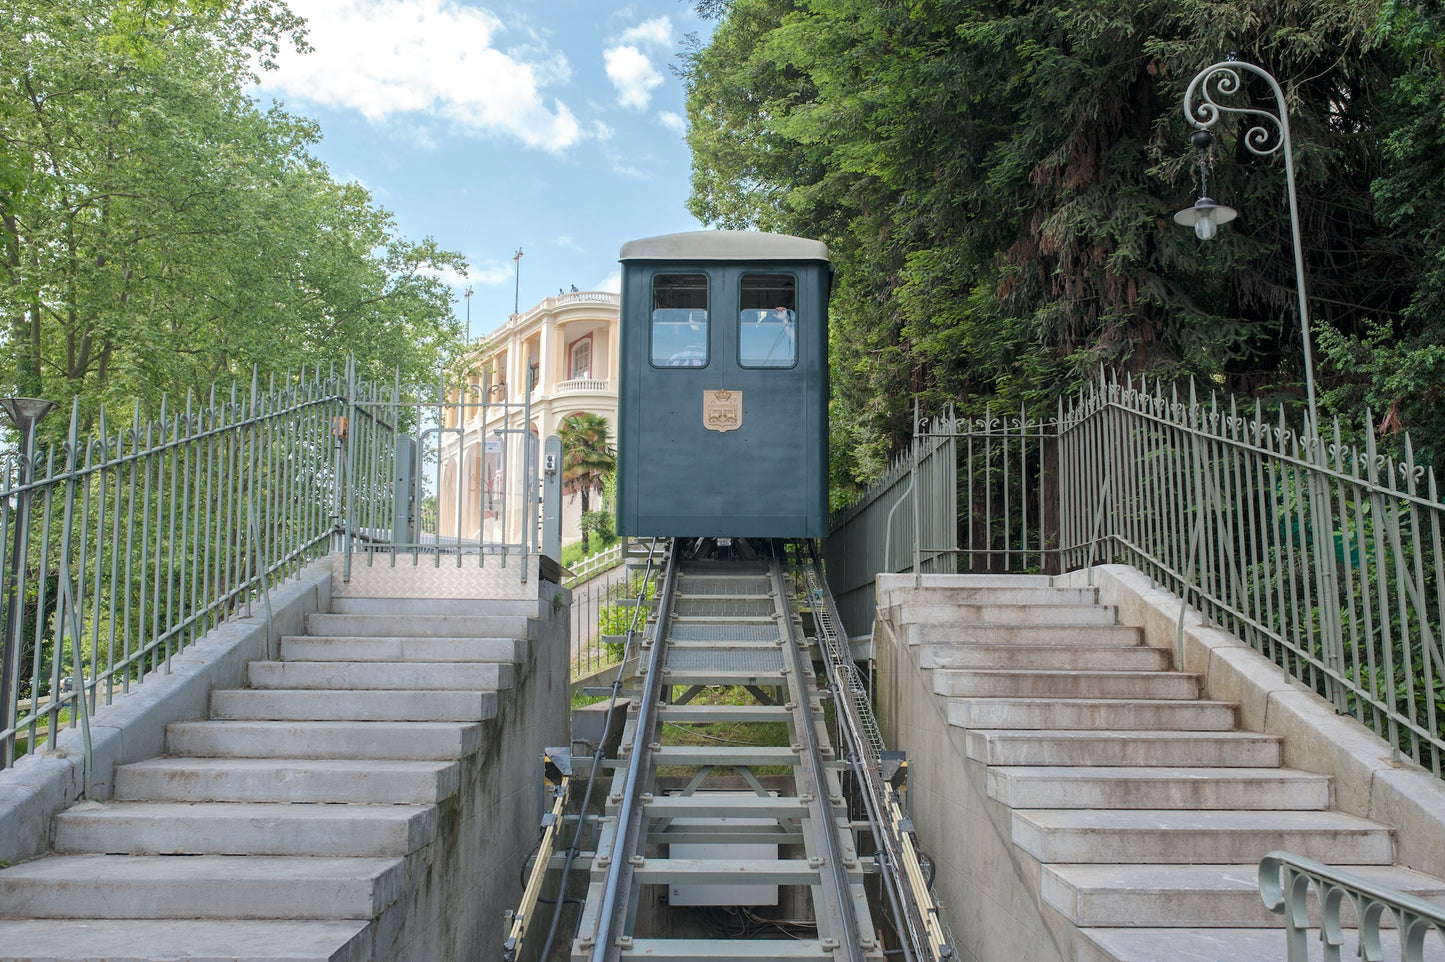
[1174,129,1237,240]
[1178,59,1319,435]
[0,397,58,767]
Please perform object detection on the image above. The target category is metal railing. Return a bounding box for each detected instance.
[826,371,1445,776]
[0,361,547,771]
[824,413,957,636]
[1260,851,1445,961]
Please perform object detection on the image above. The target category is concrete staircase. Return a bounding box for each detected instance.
[878,575,1445,962]
[0,596,540,962]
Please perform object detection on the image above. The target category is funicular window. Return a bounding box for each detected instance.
[738,273,797,368]
[650,273,709,367]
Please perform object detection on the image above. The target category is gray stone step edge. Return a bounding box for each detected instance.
[1062,564,1445,881]
[0,560,334,866]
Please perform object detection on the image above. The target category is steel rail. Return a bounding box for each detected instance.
[588,544,681,962]
[803,544,953,960]
[769,556,870,962]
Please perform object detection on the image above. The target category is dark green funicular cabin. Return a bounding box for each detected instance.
[616,231,831,538]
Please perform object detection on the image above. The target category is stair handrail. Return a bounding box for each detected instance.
[1260,851,1445,962]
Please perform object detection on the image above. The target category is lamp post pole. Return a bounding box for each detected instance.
[1180,59,1320,436]
[513,247,524,317]
[0,397,57,767]
[1177,62,1346,710]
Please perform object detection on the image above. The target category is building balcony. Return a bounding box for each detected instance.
[555,378,614,395]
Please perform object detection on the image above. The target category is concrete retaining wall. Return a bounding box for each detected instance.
[0,560,333,866]
[874,605,1075,962]
[356,578,571,961]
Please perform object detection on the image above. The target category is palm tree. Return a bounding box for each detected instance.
[557,412,616,552]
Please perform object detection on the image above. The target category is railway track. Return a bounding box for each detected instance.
[508,540,952,962]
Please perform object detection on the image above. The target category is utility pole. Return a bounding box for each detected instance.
[512,247,524,316]
[464,286,474,343]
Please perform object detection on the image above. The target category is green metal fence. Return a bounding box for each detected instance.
[828,373,1445,777]
[0,361,543,770]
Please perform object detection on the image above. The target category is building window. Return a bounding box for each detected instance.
[528,360,539,391]
[569,335,592,380]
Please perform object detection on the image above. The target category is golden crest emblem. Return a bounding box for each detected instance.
[702,390,742,433]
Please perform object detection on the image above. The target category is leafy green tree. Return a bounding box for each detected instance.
[0,0,464,432]
[684,0,1430,482]
[557,412,617,552]
[558,413,617,509]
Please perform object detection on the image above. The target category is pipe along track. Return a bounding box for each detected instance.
[506,540,954,961]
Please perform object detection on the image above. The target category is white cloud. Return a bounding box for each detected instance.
[596,270,621,294]
[657,110,686,135]
[258,0,583,152]
[603,16,674,110]
[620,16,672,48]
[603,45,662,110]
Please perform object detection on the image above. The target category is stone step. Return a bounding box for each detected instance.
[279,635,524,663]
[1012,809,1393,865]
[330,596,542,618]
[247,659,512,691]
[877,574,1054,607]
[921,644,1171,671]
[933,669,1200,700]
[304,612,537,639]
[115,757,460,804]
[907,623,1145,647]
[948,697,1239,732]
[966,730,1283,768]
[896,602,1118,626]
[1077,925,1445,961]
[52,801,437,857]
[882,585,1099,608]
[0,854,404,919]
[987,766,1330,810]
[1044,863,1445,928]
[211,687,499,722]
[0,919,372,962]
[165,720,484,760]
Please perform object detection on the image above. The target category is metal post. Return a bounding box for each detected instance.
[0,397,57,768]
[1181,60,1343,702]
[1181,59,1318,434]
[542,435,562,560]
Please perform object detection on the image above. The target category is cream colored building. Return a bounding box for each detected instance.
[438,291,619,546]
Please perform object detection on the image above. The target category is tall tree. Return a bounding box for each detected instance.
[0,0,464,429]
[557,412,617,551]
[683,0,1429,485]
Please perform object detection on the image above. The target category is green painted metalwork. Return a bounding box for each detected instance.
[0,360,544,771]
[1260,851,1445,961]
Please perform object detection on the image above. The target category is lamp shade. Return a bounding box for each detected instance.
[0,397,58,430]
[1174,197,1238,241]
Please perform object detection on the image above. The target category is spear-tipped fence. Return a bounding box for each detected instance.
[0,361,543,770]
[826,372,1445,777]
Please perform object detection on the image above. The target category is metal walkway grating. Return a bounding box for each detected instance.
[677,576,772,596]
[665,648,785,674]
[673,597,774,617]
[668,624,780,642]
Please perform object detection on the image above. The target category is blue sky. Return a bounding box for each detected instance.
[252,0,713,340]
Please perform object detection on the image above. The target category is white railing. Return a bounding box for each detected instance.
[554,378,611,395]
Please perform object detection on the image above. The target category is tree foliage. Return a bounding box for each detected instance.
[558,412,617,550]
[683,0,1442,489]
[0,0,464,432]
